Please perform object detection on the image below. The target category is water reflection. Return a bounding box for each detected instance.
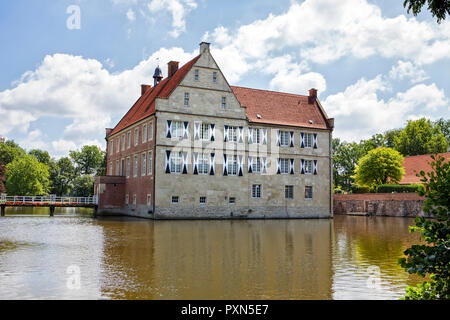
[0,212,421,300]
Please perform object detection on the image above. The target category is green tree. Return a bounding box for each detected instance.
[28,149,51,165]
[399,154,450,299]
[70,175,94,197]
[5,155,50,196]
[434,118,450,145]
[49,157,76,196]
[69,145,104,175]
[394,118,448,156]
[0,163,6,193]
[333,139,368,191]
[0,140,26,165]
[353,147,405,188]
[384,128,402,149]
[403,0,449,23]
[96,151,107,176]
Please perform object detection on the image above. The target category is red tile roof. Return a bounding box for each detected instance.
[400,152,450,185]
[231,86,330,129]
[109,56,332,136]
[109,55,201,136]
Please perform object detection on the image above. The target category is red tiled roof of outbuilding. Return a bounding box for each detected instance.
[399,152,450,185]
[231,86,330,129]
[109,55,201,136]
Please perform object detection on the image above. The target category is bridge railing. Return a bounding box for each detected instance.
[0,195,98,206]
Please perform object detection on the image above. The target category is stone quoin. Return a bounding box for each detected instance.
[94,42,335,219]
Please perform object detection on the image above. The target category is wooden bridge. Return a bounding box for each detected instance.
[0,195,98,216]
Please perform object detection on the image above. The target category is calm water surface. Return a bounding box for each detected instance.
[0,209,422,300]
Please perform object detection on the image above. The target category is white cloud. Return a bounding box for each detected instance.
[389,60,429,83]
[148,0,198,38]
[126,8,136,22]
[323,76,449,141]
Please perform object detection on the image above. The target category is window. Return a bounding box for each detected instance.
[115,160,120,176]
[305,186,313,199]
[116,138,120,153]
[171,121,184,138]
[148,152,153,175]
[228,126,237,142]
[227,155,237,176]
[172,196,179,204]
[147,194,152,207]
[127,131,131,149]
[213,72,217,83]
[285,186,294,199]
[125,194,129,205]
[109,141,113,155]
[198,153,209,174]
[148,121,153,141]
[170,151,182,174]
[194,69,199,81]
[200,196,207,204]
[133,155,138,177]
[280,131,289,146]
[142,124,147,143]
[133,194,137,205]
[109,162,113,176]
[221,97,226,110]
[229,197,236,204]
[304,160,313,174]
[121,159,125,176]
[142,153,146,176]
[252,128,261,144]
[200,123,210,141]
[280,158,289,174]
[251,157,261,173]
[126,158,130,178]
[304,133,313,148]
[121,134,125,151]
[184,92,189,106]
[134,128,139,146]
[252,185,262,198]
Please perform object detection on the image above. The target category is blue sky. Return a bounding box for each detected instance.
[0,0,449,157]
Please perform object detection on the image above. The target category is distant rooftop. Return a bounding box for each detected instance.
[399,152,450,185]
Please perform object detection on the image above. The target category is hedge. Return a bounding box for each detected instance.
[376,184,424,193]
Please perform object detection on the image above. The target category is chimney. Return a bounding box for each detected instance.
[141,84,151,96]
[200,42,210,54]
[105,128,113,137]
[309,88,318,104]
[167,61,179,78]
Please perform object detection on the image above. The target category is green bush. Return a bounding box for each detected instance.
[350,184,371,194]
[376,184,424,193]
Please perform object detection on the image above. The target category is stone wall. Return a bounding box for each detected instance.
[333,193,429,217]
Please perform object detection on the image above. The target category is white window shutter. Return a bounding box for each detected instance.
[262,157,267,174]
[210,124,216,141]
[248,156,253,173]
[290,158,295,174]
[182,152,188,174]
[166,120,172,138]
[183,122,189,139]
[248,127,253,144]
[238,155,244,176]
[313,133,318,149]
[165,150,171,174]
[262,128,267,145]
[300,132,305,148]
[193,152,198,174]
[277,130,281,146]
[289,131,294,147]
[314,159,318,175]
[194,122,200,140]
[223,154,228,176]
[238,126,244,143]
[210,152,215,175]
[276,158,281,174]
[224,125,229,142]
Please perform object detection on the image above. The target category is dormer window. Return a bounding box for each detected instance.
[194,69,199,81]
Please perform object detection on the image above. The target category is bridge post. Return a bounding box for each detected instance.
[50,206,55,217]
[93,205,98,218]
[1,205,5,217]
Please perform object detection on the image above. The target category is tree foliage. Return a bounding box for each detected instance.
[49,157,76,196]
[70,175,95,197]
[399,154,450,299]
[5,155,50,196]
[28,149,51,165]
[403,0,450,23]
[353,147,405,188]
[69,145,105,175]
[0,140,26,165]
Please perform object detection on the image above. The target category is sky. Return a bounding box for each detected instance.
[0,0,449,158]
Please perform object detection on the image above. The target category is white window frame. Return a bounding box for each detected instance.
[184,92,189,107]
[116,138,120,154]
[141,153,146,176]
[171,121,184,139]
[172,196,179,204]
[194,69,199,81]
[305,133,313,148]
[221,97,226,110]
[252,128,261,144]
[109,141,113,155]
[115,160,120,176]
[228,126,237,142]
[133,155,138,177]
[148,121,154,141]
[142,124,147,143]
[126,157,130,178]
[170,151,182,174]
[252,184,262,198]
[229,197,236,204]
[252,157,261,173]
[280,131,289,147]
[121,134,125,151]
[109,162,113,176]
[134,128,139,146]
[227,155,237,176]
[198,153,209,175]
[148,151,153,175]
[304,160,313,175]
[200,123,210,141]
[121,158,125,176]
[127,131,131,149]
[280,158,289,174]
[200,196,207,204]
